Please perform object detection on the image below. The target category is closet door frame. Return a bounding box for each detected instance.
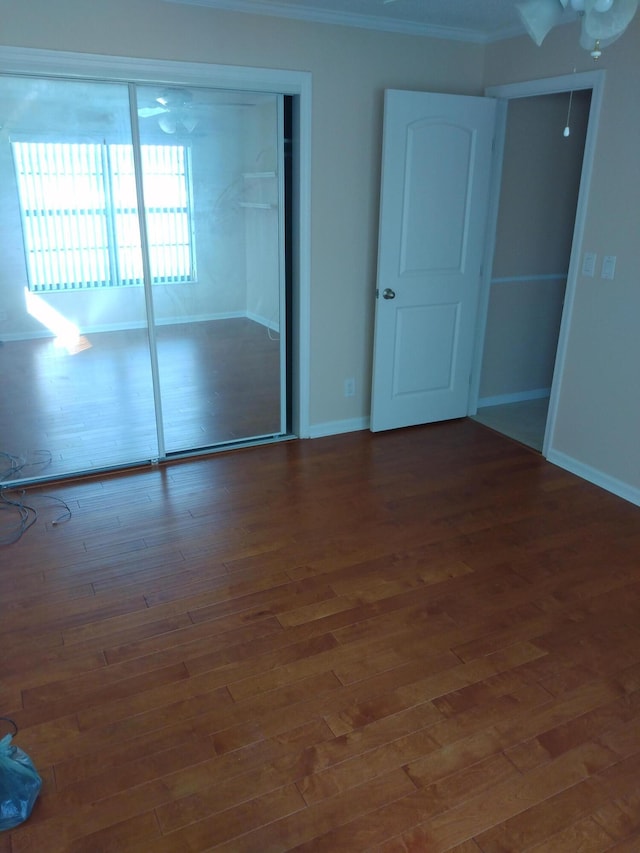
[0,46,312,441]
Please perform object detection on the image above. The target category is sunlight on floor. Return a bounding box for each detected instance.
[24,288,91,355]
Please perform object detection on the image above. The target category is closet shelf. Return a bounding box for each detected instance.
[242,171,276,179]
[241,171,277,209]
[239,201,275,210]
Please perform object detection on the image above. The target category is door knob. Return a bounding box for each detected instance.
[382,288,396,300]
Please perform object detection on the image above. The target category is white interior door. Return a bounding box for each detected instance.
[371,89,496,432]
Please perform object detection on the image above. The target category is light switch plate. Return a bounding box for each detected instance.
[602,255,617,280]
[582,252,597,277]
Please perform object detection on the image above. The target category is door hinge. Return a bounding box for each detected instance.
[376,288,379,299]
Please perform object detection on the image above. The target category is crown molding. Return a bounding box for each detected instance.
[162,0,525,43]
[0,45,311,93]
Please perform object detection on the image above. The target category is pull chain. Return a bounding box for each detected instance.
[563,89,574,138]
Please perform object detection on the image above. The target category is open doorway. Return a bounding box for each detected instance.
[473,85,592,452]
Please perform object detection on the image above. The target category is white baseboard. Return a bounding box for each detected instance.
[246,311,280,333]
[547,448,640,507]
[0,311,253,341]
[309,417,369,438]
[478,388,551,408]
[0,329,53,342]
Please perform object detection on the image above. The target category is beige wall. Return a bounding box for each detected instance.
[0,0,484,429]
[2,0,639,496]
[492,91,590,278]
[485,17,640,494]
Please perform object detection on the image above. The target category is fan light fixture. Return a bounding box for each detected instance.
[138,89,198,134]
[517,0,638,58]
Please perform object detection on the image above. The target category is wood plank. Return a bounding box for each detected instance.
[2,421,640,851]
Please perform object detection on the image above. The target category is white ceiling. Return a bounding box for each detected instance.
[164,0,577,43]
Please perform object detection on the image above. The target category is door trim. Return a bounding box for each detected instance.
[472,70,605,459]
[0,45,313,439]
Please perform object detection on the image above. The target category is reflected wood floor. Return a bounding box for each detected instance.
[2,420,640,851]
[0,317,281,483]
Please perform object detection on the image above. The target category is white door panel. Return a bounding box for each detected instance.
[401,122,472,273]
[393,302,459,394]
[371,90,496,432]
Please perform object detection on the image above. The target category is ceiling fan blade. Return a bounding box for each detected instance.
[516,0,565,44]
[583,0,638,39]
[179,113,199,133]
[137,106,169,118]
[158,114,177,134]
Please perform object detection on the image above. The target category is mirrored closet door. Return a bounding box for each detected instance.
[0,74,287,485]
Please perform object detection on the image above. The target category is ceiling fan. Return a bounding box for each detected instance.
[137,88,198,134]
[517,0,639,58]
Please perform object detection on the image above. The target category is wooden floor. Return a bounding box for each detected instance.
[2,420,640,851]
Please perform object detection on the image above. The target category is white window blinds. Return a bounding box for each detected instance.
[12,141,195,291]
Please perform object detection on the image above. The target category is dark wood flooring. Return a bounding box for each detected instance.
[0,318,281,484]
[2,420,640,851]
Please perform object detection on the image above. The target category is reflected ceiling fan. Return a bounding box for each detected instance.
[137,88,198,134]
[517,0,639,58]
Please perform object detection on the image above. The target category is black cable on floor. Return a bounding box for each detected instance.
[0,450,72,545]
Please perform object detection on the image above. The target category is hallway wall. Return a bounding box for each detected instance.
[479,90,590,406]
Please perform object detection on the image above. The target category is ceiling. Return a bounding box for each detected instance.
[164,0,577,43]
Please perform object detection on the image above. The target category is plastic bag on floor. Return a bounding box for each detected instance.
[0,718,42,831]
